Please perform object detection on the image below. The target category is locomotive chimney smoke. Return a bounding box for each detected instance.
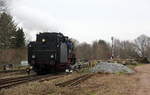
[8,0,61,41]
[6,0,150,43]
[0,0,12,12]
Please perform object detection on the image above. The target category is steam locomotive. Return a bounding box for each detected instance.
[28,32,76,74]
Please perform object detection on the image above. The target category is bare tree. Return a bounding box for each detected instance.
[75,42,92,61]
[119,41,138,58]
[75,35,150,61]
[113,38,138,59]
[92,41,99,59]
[113,39,122,58]
[134,35,150,57]
[92,40,110,60]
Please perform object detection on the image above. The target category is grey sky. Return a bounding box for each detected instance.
[9,0,150,42]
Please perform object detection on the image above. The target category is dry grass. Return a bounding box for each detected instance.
[0,73,26,79]
[0,73,137,95]
[0,71,36,80]
[80,74,137,95]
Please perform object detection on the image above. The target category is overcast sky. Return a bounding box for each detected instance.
[9,0,150,43]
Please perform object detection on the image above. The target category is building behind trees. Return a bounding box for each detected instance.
[0,12,26,65]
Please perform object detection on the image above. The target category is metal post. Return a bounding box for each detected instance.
[111,37,114,59]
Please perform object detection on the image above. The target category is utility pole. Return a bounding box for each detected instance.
[111,36,114,59]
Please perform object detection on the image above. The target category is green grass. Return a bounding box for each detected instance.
[127,63,144,69]
[78,67,91,74]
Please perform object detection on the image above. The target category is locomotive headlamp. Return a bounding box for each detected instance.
[32,55,36,58]
[51,54,54,58]
[65,69,69,73]
[29,44,32,47]
[42,39,46,42]
[70,70,73,73]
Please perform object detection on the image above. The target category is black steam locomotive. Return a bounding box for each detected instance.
[28,32,76,74]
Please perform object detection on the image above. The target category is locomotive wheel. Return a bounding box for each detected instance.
[36,69,47,75]
[33,66,44,75]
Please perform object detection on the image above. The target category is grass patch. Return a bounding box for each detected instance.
[115,71,126,75]
[127,63,144,69]
[77,67,91,74]
[0,73,137,95]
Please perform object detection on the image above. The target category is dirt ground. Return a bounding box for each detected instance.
[1,64,150,95]
[135,64,150,95]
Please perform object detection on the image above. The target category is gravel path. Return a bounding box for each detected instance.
[135,64,150,95]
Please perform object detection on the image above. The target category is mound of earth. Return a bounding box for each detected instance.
[91,62,135,74]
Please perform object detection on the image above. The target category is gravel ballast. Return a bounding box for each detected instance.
[91,62,135,74]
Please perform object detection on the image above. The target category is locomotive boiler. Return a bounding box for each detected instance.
[28,32,76,74]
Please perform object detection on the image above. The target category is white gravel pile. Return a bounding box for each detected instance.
[91,62,135,74]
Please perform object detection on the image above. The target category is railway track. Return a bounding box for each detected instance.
[55,74,93,87]
[0,74,65,89]
[0,69,26,74]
